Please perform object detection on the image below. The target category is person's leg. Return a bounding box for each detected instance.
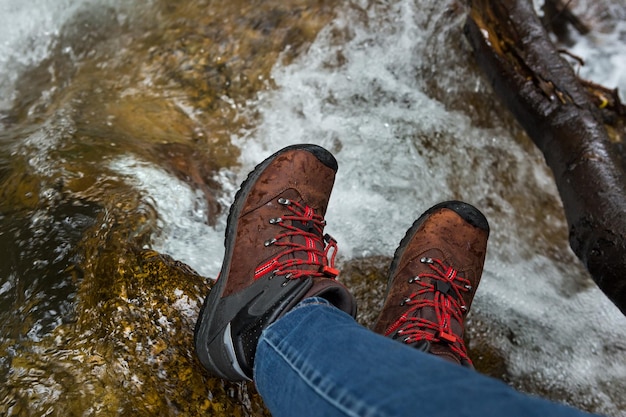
[255,297,597,417]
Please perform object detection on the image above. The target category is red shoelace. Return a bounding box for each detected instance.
[254,197,339,280]
[385,257,473,364]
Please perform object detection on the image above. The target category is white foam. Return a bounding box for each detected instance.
[0,0,78,111]
[0,0,135,113]
[0,274,14,296]
[109,156,228,278]
[568,19,626,100]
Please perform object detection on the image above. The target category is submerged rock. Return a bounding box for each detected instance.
[1,247,268,416]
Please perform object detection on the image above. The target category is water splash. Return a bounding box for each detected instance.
[109,156,230,278]
[0,0,139,117]
[569,19,626,97]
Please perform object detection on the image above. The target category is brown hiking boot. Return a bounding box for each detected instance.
[194,144,356,381]
[373,201,489,367]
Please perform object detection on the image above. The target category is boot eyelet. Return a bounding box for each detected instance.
[464,284,472,290]
[281,279,291,287]
[269,217,282,224]
[264,238,277,247]
[408,276,421,283]
[277,198,290,205]
[400,297,411,306]
[461,305,468,312]
[420,257,433,264]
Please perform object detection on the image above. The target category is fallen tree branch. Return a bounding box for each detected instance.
[464,0,626,314]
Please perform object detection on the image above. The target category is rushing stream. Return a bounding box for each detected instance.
[1,0,625,416]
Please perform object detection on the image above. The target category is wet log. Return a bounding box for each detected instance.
[464,0,626,314]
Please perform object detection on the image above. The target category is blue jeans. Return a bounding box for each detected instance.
[254,298,599,417]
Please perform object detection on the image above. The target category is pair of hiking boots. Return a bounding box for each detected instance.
[194,144,489,381]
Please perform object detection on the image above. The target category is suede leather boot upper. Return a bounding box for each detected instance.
[373,201,489,367]
[194,144,356,381]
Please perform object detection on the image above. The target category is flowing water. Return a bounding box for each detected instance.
[1,0,626,416]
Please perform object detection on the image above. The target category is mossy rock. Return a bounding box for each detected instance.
[1,246,269,417]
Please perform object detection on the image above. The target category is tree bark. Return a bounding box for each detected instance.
[464,0,626,314]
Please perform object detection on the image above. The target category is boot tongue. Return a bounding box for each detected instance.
[280,189,327,276]
[407,265,468,366]
[291,214,317,234]
[289,211,326,273]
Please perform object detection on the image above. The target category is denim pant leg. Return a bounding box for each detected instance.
[254,298,599,417]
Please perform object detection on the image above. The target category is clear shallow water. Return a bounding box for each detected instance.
[1,0,626,415]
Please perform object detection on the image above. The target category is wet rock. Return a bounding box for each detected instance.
[1,244,269,416]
